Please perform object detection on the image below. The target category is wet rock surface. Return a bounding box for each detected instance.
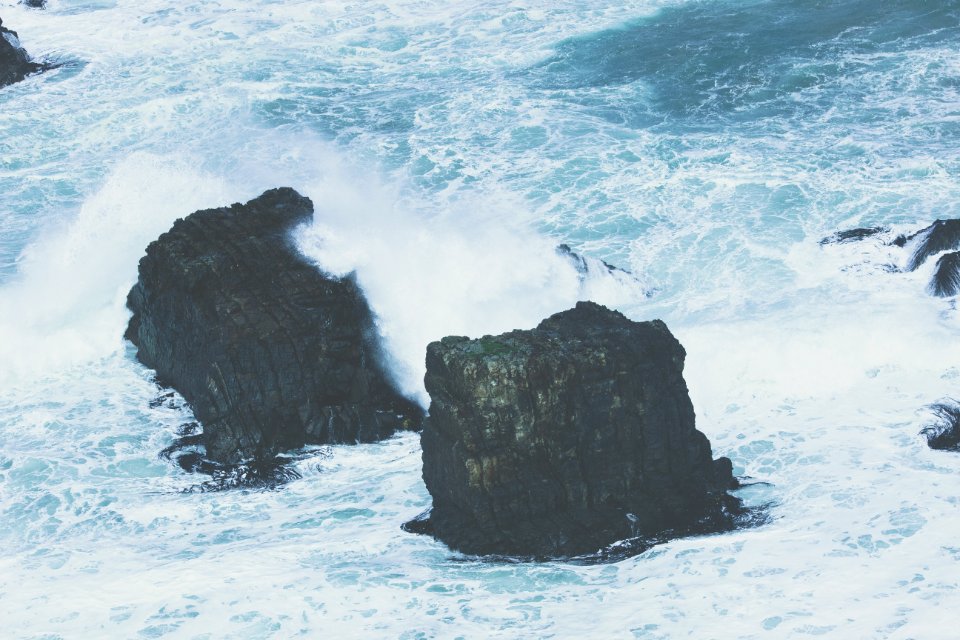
[929,252,960,298]
[818,226,888,245]
[126,188,423,464]
[409,301,742,558]
[922,402,960,452]
[0,18,44,87]
[822,219,960,299]
[903,219,960,272]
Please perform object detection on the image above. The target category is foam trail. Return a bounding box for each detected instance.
[0,154,232,384]
[295,167,647,406]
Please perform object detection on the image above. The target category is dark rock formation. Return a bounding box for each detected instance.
[408,301,741,558]
[556,243,622,276]
[126,188,423,464]
[20,0,47,8]
[822,219,960,297]
[904,219,960,271]
[922,401,960,451]
[818,226,887,245]
[929,252,960,298]
[0,18,43,87]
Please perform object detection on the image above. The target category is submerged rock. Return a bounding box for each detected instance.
[126,188,423,464]
[409,301,740,558]
[818,226,888,246]
[0,19,43,87]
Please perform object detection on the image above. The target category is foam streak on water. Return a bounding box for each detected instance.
[2,0,960,637]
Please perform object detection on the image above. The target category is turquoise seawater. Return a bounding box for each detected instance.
[2,0,960,637]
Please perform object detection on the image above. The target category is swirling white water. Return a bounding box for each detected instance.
[2,0,960,637]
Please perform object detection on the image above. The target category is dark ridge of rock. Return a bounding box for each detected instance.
[921,401,960,451]
[818,226,888,245]
[156,418,334,492]
[21,0,47,8]
[904,219,960,271]
[555,243,653,297]
[929,252,960,298]
[0,19,44,87]
[556,243,624,276]
[408,300,742,558]
[126,187,424,464]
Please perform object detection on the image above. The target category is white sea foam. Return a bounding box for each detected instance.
[0,154,231,383]
[2,0,960,638]
[295,164,646,405]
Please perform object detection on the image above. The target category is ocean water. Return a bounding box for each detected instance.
[2,0,960,637]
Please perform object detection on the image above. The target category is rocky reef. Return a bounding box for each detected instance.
[818,226,887,246]
[822,219,960,298]
[0,18,44,87]
[408,301,741,558]
[901,219,960,272]
[126,188,423,464]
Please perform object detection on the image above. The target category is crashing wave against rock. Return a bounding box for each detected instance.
[407,301,743,558]
[922,401,960,452]
[126,188,423,465]
[0,18,45,87]
[823,219,960,299]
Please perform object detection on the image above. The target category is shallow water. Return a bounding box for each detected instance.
[2,0,960,637]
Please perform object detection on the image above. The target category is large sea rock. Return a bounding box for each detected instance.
[126,188,423,464]
[409,301,740,558]
[1,20,43,87]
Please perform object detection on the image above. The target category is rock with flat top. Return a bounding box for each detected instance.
[408,301,740,558]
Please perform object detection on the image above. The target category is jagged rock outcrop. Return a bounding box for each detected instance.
[898,220,960,297]
[1,18,43,87]
[818,226,887,245]
[126,188,423,464]
[822,220,960,298]
[903,219,960,271]
[408,301,740,558]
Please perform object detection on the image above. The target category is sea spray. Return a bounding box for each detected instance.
[0,154,232,384]
[294,165,647,405]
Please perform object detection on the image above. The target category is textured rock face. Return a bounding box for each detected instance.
[126,188,423,464]
[903,219,960,271]
[930,252,960,298]
[413,301,739,557]
[822,220,960,299]
[1,22,43,87]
